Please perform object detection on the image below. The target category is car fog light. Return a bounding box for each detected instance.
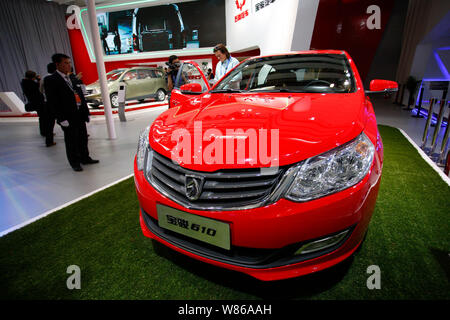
[294,228,350,255]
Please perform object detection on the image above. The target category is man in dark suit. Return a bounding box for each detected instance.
[21,71,51,144]
[44,53,99,172]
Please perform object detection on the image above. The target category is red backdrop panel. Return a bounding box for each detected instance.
[310,0,394,81]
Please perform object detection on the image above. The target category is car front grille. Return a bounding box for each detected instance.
[146,150,286,210]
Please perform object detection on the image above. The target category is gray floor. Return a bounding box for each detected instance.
[0,97,448,235]
[0,106,167,234]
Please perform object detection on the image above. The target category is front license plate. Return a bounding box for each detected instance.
[157,204,231,250]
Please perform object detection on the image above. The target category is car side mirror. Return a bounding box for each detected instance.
[180,83,203,94]
[366,79,398,94]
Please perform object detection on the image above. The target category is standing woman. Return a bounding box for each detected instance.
[213,44,239,83]
[21,71,47,140]
[41,63,57,147]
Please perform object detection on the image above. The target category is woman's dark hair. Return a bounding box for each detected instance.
[47,63,56,74]
[213,44,230,59]
[25,70,36,79]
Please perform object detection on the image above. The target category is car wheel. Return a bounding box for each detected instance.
[156,89,166,101]
[110,93,119,108]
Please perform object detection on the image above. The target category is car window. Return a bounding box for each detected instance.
[106,70,124,81]
[214,54,355,93]
[123,70,137,81]
[138,69,153,80]
[257,64,275,86]
[176,63,207,92]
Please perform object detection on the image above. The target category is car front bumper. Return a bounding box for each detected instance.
[85,94,102,106]
[134,147,382,281]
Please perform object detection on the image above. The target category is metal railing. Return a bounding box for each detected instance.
[420,98,449,168]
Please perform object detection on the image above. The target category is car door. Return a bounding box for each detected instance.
[136,69,155,98]
[169,61,210,108]
[121,69,139,99]
[152,69,168,90]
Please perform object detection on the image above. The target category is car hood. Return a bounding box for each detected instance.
[150,91,369,171]
[86,81,99,89]
[86,80,114,89]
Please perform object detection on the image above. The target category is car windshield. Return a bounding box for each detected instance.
[212,54,356,93]
[107,70,124,81]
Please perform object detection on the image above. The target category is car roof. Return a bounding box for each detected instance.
[125,66,162,70]
[248,50,347,60]
[107,67,161,74]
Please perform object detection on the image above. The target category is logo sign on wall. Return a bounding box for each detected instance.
[254,0,276,12]
[235,0,246,10]
[234,0,248,22]
[234,0,277,23]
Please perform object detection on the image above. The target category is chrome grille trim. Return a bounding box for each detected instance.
[145,149,288,211]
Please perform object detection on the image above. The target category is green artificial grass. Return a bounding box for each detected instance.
[0,125,449,300]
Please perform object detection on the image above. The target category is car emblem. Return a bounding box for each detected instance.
[185,175,204,201]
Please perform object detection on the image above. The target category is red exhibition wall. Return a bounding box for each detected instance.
[67,25,97,84]
[66,18,260,85]
[310,0,394,81]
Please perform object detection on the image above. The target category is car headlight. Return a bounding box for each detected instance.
[283,132,375,202]
[136,126,150,171]
[144,146,154,180]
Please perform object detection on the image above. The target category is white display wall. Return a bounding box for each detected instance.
[225,0,320,55]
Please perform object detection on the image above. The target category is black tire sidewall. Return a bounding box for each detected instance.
[156,89,166,101]
[110,93,119,108]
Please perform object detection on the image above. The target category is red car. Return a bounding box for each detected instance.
[134,50,397,281]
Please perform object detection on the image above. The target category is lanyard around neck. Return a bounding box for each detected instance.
[222,58,231,74]
[65,76,75,92]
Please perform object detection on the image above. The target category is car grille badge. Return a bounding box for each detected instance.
[185,175,205,201]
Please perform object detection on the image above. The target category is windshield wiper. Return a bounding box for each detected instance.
[210,88,243,93]
[250,88,307,93]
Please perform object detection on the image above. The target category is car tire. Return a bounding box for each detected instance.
[156,89,166,101]
[110,93,119,108]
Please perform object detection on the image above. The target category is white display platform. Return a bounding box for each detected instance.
[0,92,27,116]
